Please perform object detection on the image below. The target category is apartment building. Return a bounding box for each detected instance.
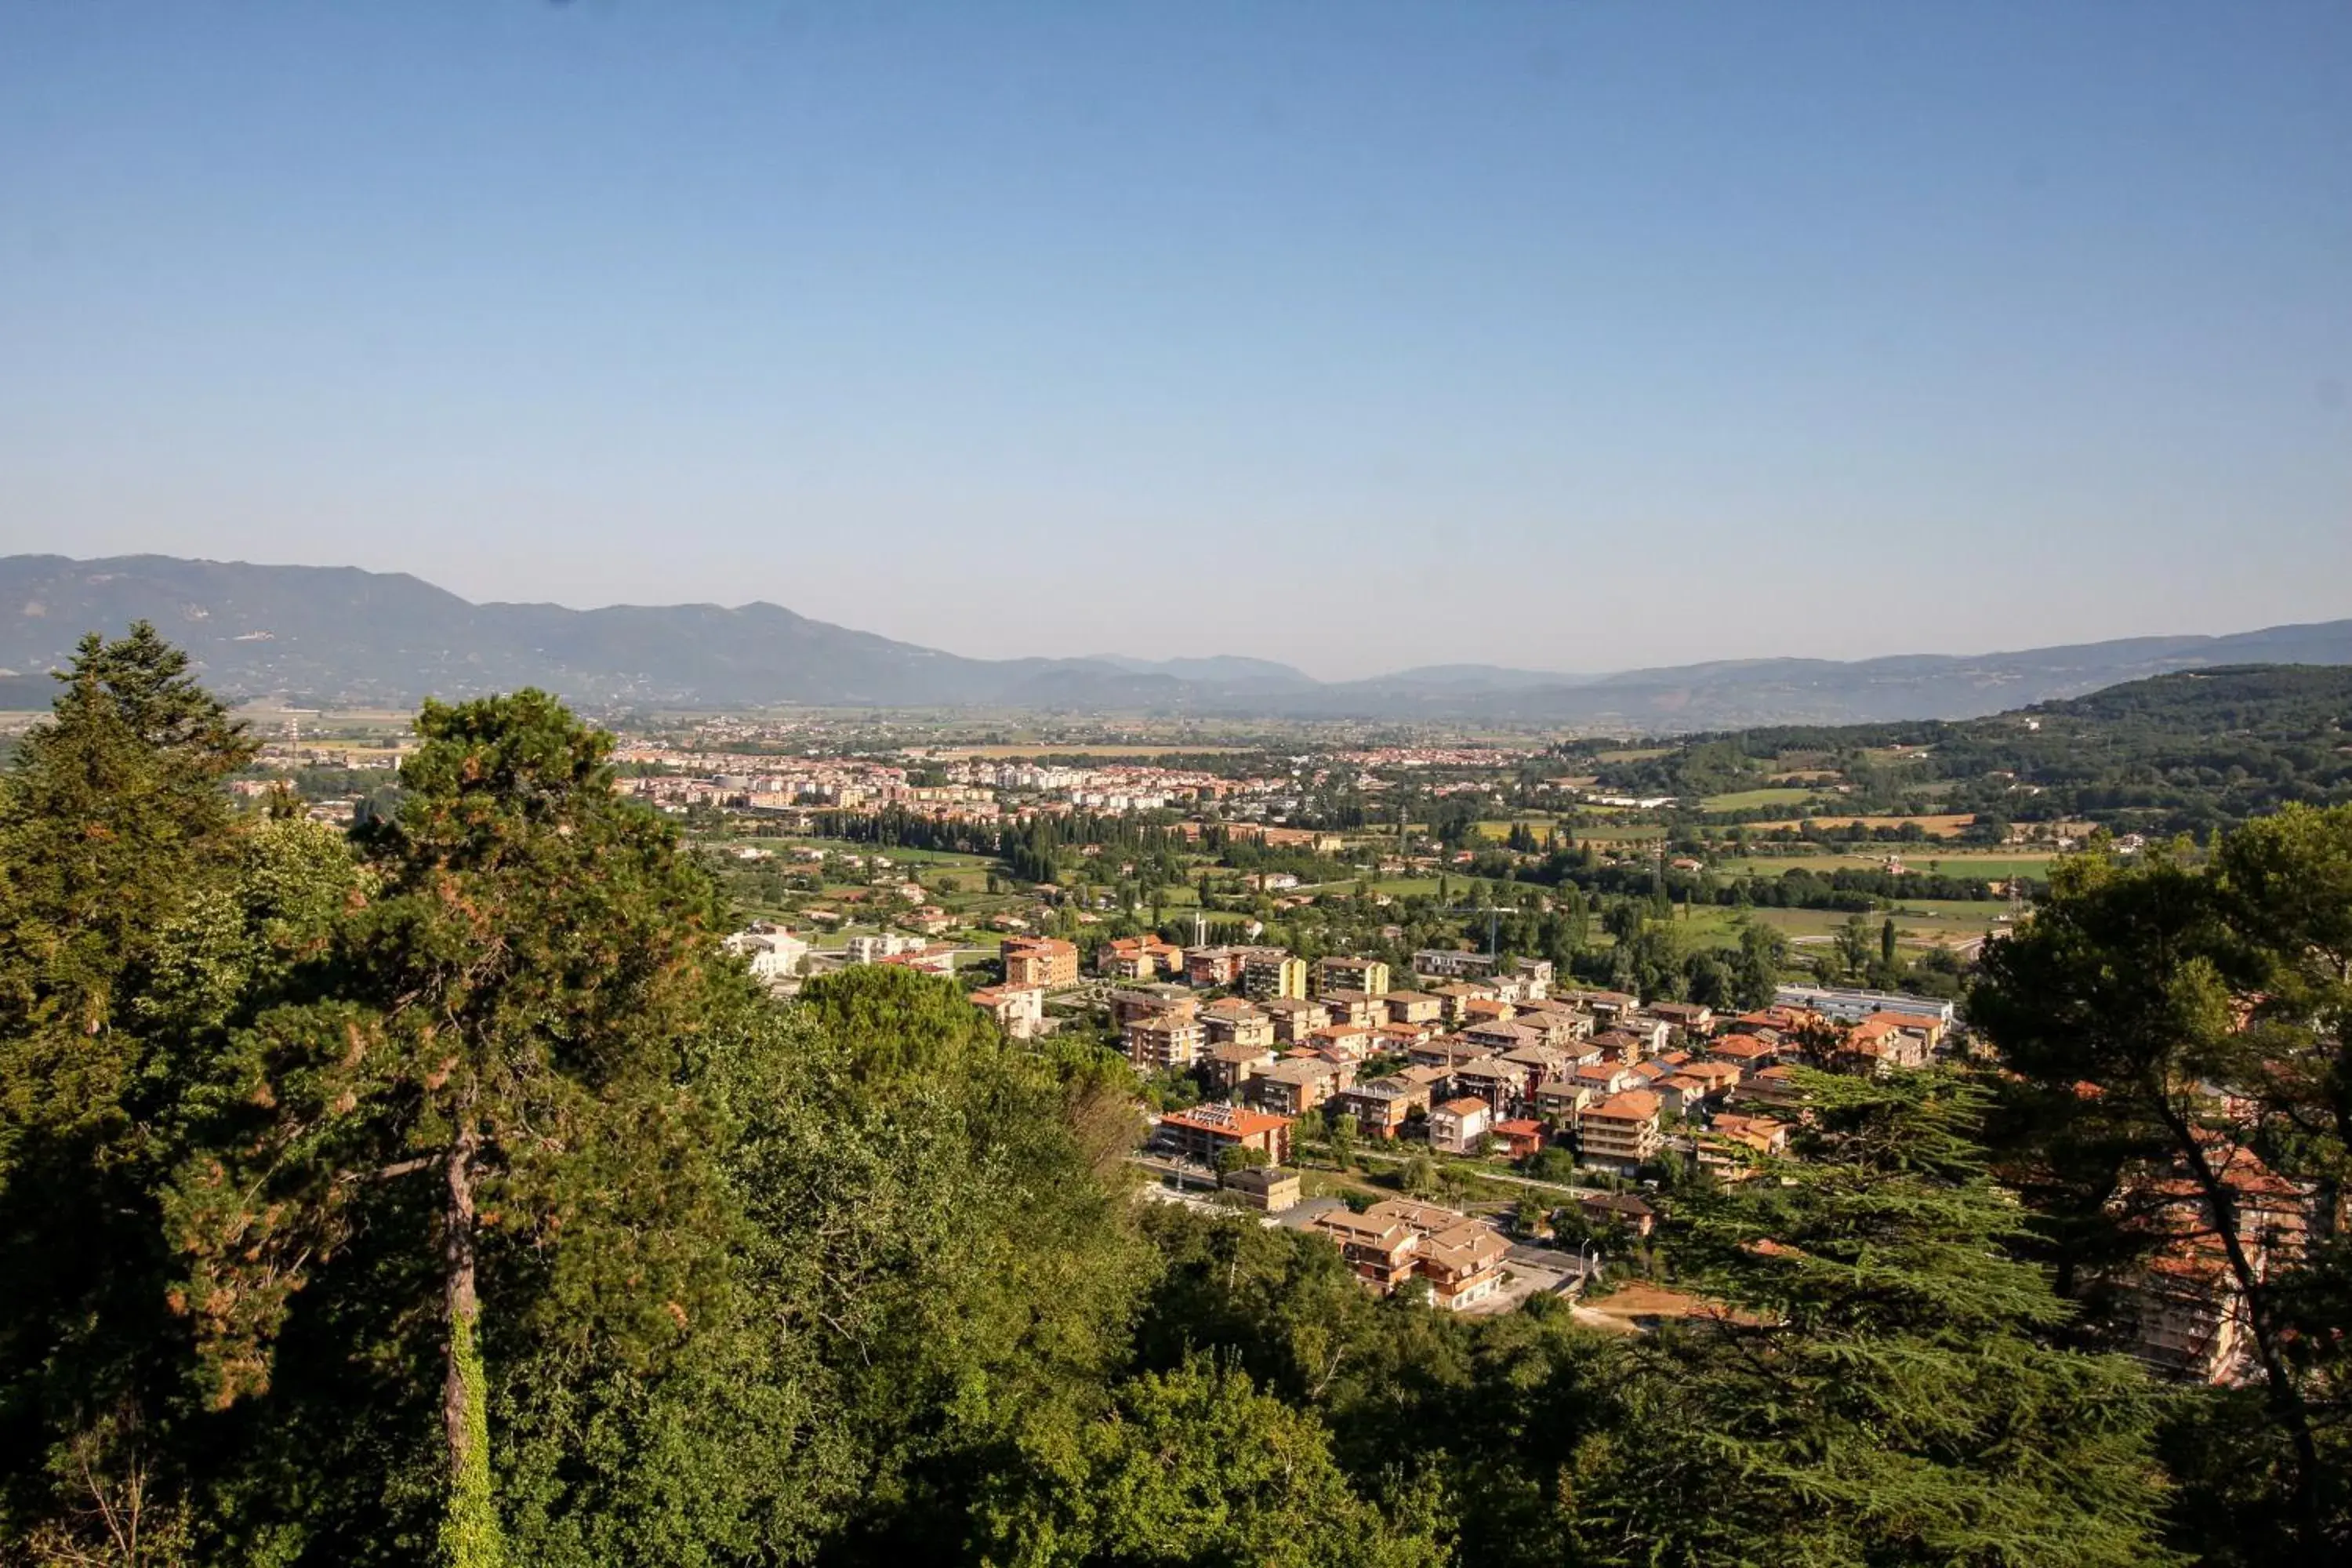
[1156,1102,1294,1167]
[1314,955,1391,1000]
[1123,1012,1207,1074]
[1578,1090,1663,1169]
[1242,952,1309,1002]
[1000,935,1080,989]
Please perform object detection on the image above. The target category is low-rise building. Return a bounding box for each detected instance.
[1111,985,1197,1028]
[1414,948,1501,981]
[1491,1118,1546,1160]
[1221,1164,1302,1213]
[1156,1102,1294,1167]
[1772,984,1955,1027]
[967,982,1045,1040]
[1578,1191,1657,1239]
[1428,1095,1494,1155]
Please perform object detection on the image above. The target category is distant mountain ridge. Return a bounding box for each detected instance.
[5,553,2349,730]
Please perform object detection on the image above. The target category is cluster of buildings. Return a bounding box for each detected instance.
[1117,946,1961,1177]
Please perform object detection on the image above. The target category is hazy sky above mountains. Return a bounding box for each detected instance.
[4,2,2347,681]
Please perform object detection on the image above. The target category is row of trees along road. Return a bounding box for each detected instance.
[2,623,2347,1564]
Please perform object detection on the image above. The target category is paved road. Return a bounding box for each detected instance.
[1327,1144,1606,1201]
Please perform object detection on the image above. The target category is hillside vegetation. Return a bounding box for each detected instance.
[4,629,2350,1566]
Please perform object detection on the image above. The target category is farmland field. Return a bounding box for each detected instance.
[1700,786,1819,811]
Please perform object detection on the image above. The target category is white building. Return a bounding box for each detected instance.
[1773,984,1955,1027]
[724,927,809,983]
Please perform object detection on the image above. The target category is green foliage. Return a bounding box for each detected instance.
[1584,1071,2177,1567]
[974,1356,1443,1568]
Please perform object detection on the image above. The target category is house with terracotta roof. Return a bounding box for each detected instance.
[1696,1112,1790,1179]
[1312,1200,1508,1310]
[1707,1033,1779,1073]
[1101,935,1184,981]
[1491,1117,1546,1160]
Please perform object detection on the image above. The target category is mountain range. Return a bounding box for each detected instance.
[5,553,2350,730]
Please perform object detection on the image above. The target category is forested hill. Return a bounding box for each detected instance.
[1588,664,2352,837]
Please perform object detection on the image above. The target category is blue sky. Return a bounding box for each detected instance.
[4,1,2347,678]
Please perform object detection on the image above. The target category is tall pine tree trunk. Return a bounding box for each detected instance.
[440,1120,503,1567]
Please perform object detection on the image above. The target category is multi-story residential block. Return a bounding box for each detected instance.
[1533,1077,1589,1127]
[1414,948,1501,981]
[1203,1041,1277,1096]
[1254,1057,1348,1117]
[1200,996,1276,1050]
[1124,1012,1207,1074]
[1309,1199,1506,1310]
[1242,952,1309,1002]
[1001,935,1080,989]
[1578,1090,1663,1168]
[1335,1075,1432,1138]
[1314,956,1391,999]
[1450,1057,1532,1117]
[1183,945,1250,987]
[1259,996,1330,1044]
[1101,935,1184,981]
[1110,985,1197,1028]
[1381,990,1445,1026]
[1694,1112,1789,1179]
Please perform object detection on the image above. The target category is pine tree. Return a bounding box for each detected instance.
[161,691,736,1561]
[0,624,260,1554]
[1576,1069,2177,1566]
